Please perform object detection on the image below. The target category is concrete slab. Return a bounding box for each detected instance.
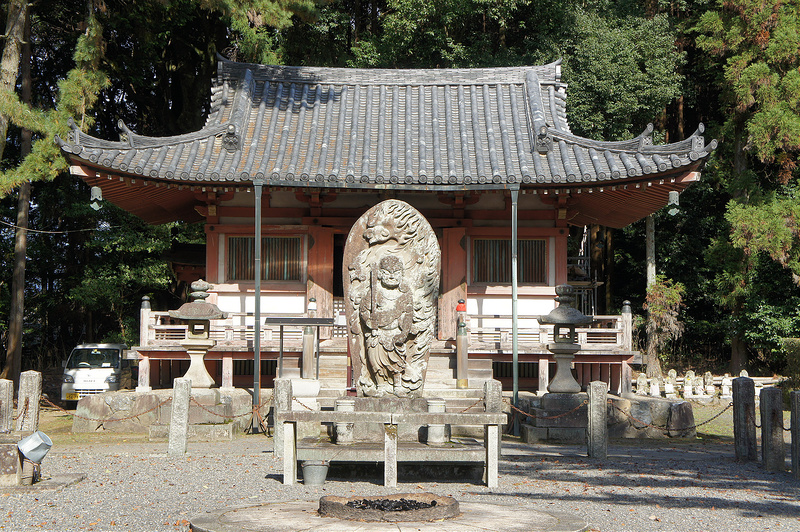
[0,473,86,494]
[190,500,588,532]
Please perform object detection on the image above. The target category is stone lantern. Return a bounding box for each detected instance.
[169,279,228,388]
[538,284,592,393]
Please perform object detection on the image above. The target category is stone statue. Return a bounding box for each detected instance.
[343,200,440,398]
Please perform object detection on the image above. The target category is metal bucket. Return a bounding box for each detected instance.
[17,431,52,464]
[301,460,329,486]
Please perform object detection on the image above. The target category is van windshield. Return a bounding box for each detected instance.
[67,348,120,369]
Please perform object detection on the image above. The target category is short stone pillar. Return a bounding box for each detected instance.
[334,398,355,444]
[220,356,234,391]
[587,381,607,459]
[733,377,757,462]
[0,379,13,433]
[136,355,152,393]
[760,387,785,472]
[302,298,317,379]
[426,398,448,445]
[168,378,191,455]
[16,371,42,432]
[791,391,800,480]
[273,378,292,459]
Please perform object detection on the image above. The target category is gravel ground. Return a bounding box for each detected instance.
[2,432,799,532]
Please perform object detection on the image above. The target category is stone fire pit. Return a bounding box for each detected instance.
[318,493,459,522]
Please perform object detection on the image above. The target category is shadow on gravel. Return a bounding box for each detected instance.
[494,441,800,518]
[484,490,800,519]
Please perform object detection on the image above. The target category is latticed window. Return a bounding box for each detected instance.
[227,236,303,281]
[472,238,546,284]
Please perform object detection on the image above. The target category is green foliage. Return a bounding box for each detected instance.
[0,14,109,194]
[644,275,686,361]
[695,0,800,168]
[563,11,684,140]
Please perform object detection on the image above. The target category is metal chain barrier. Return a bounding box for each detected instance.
[503,397,589,420]
[12,397,29,422]
[458,397,485,413]
[292,396,317,411]
[189,393,273,420]
[41,395,173,423]
[608,401,733,433]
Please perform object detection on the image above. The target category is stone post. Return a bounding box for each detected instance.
[484,379,502,458]
[587,381,607,459]
[273,378,292,459]
[220,356,234,391]
[538,358,549,396]
[136,355,151,393]
[302,298,316,379]
[620,362,632,395]
[733,377,757,462]
[426,398,447,445]
[760,387,785,472]
[456,299,469,389]
[334,397,355,444]
[791,391,800,480]
[168,378,191,455]
[15,371,41,432]
[0,379,13,433]
[384,424,398,488]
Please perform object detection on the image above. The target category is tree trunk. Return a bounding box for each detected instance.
[0,0,27,161]
[644,215,661,377]
[730,333,747,374]
[0,10,31,388]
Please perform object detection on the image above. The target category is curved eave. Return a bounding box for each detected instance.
[58,133,715,191]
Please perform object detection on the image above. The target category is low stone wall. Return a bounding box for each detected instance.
[520,392,696,443]
[71,389,254,435]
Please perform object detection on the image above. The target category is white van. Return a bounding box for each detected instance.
[61,344,133,405]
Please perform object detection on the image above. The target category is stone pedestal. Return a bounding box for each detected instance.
[426,398,448,445]
[526,392,588,443]
[548,350,582,394]
[182,339,215,389]
[334,398,355,444]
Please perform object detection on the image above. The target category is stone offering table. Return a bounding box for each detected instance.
[275,379,505,488]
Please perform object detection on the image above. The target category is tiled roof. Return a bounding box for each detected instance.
[58,57,716,191]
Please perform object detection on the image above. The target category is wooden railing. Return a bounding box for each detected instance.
[467,314,629,350]
[140,310,307,347]
[139,302,633,352]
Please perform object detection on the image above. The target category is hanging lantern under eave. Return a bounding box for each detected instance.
[667,190,680,216]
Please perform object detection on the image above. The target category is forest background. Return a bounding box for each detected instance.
[0,0,799,387]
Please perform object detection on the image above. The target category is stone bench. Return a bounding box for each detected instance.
[279,410,506,488]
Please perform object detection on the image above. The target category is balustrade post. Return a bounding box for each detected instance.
[621,300,632,351]
[140,296,151,347]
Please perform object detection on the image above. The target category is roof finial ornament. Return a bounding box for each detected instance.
[222,123,240,152]
[536,125,552,154]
